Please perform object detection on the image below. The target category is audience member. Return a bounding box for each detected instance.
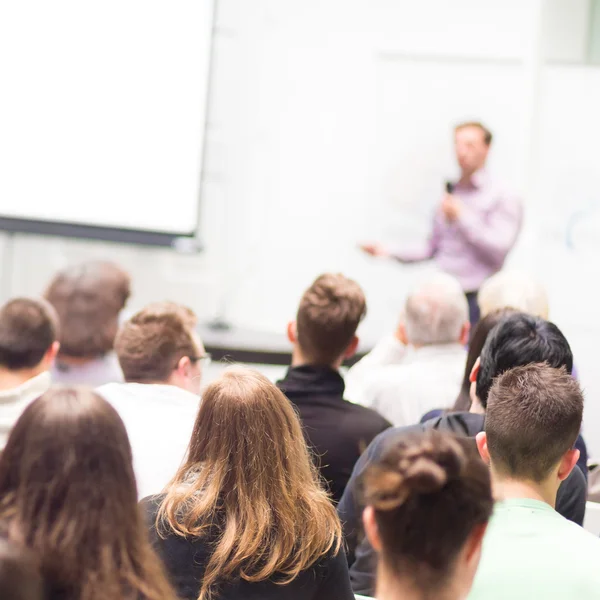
[346,273,469,425]
[0,298,59,449]
[143,367,354,600]
[429,308,515,418]
[0,540,43,600]
[97,302,204,498]
[45,260,130,386]
[360,430,493,600]
[477,269,549,319]
[277,273,391,503]
[0,387,176,600]
[469,364,600,598]
[338,313,588,597]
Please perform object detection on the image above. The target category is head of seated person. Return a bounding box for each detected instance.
[287,273,366,368]
[0,297,59,394]
[452,308,516,412]
[0,540,43,600]
[397,273,470,348]
[0,387,176,600]
[155,366,343,600]
[478,270,549,320]
[115,302,204,395]
[476,363,582,506]
[469,312,572,414]
[44,261,131,384]
[360,430,493,600]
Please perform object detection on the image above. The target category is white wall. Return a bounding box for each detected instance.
[2,0,600,450]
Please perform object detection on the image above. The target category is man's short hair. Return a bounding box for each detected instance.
[404,274,468,345]
[0,298,58,370]
[455,121,493,146]
[476,313,572,409]
[44,261,131,359]
[115,302,199,383]
[296,273,366,366]
[486,363,583,482]
[478,270,549,320]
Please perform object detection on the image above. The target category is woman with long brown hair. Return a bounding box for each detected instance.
[360,430,494,600]
[0,387,177,600]
[144,366,353,600]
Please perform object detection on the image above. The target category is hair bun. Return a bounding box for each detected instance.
[362,432,466,511]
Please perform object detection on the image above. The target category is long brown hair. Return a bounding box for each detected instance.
[0,387,176,600]
[360,430,493,593]
[158,367,342,600]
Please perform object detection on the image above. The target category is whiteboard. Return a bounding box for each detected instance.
[0,0,213,243]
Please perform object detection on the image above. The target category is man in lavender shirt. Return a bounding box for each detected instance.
[361,122,522,325]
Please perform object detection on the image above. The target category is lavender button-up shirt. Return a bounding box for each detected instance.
[393,170,522,292]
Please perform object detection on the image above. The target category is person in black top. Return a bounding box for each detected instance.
[277,273,392,503]
[142,367,353,600]
[339,312,589,597]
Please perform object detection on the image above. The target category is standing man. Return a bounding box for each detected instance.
[361,122,522,325]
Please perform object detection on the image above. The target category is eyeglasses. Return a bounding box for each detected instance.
[191,353,212,367]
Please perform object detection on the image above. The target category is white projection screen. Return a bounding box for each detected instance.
[0,1,213,246]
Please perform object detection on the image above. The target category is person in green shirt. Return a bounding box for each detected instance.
[470,362,600,599]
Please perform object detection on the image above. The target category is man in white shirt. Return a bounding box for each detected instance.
[345,273,469,426]
[97,302,207,499]
[0,297,59,449]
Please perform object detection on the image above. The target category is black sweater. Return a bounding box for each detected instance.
[141,496,354,600]
[277,365,392,503]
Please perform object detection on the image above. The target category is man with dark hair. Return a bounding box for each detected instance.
[469,364,600,598]
[361,121,522,325]
[338,312,588,597]
[277,273,391,503]
[0,297,59,448]
[97,302,207,498]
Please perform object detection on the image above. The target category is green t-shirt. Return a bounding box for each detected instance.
[468,498,600,599]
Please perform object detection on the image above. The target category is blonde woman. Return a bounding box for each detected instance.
[143,367,353,600]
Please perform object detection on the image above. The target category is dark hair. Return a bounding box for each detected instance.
[296,273,366,366]
[115,302,199,383]
[455,121,493,145]
[0,540,43,600]
[44,261,131,359]
[360,430,493,593]
[486,363,583,482]
[0,298,58,370]
[0,388,176,600]
[476,313,573,409]
[453,309,516,411]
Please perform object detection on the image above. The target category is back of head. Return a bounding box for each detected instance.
[160,366,341,600]
[0,387,174,600]
[0,298,58,371]
[115,301,198,383]
[360,430,493,593]
[44,261,131,359]
[404,274,468,346]
[476,313,573,408]
[453,309,516,411]
[0,540,43,600]
[296,273,366,365]
[478,270,549,320]
[485,363,583,482]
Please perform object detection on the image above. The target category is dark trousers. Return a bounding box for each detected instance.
[465,291,480,327]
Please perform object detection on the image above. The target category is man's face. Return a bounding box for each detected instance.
[187,332,205,395]
[455,126,489,177]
